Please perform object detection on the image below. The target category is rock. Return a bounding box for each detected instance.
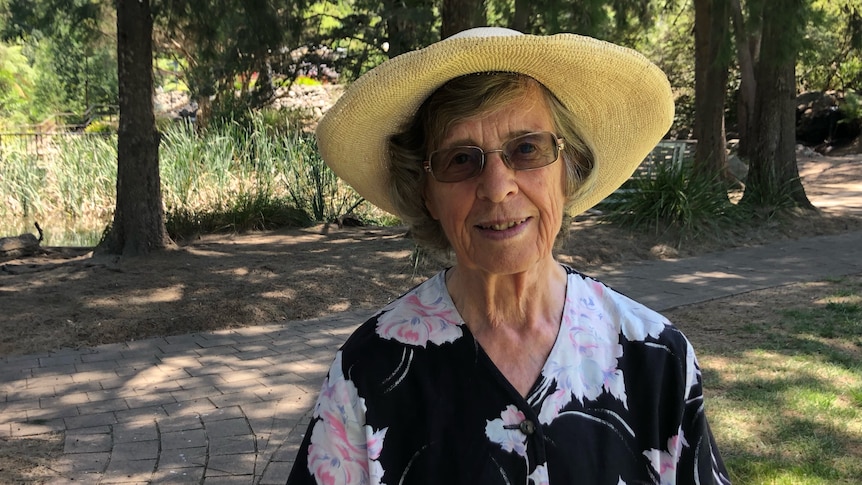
[0,223,44,258]
[727,154,749,181]
[796,90,861,150]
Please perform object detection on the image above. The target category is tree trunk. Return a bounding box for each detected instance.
[97,0,173,257]
[741,0,814,210]
[693,0,731,185]
[513,0,530,32]
[441,0,485,39]
[729,0,757,159]
[384,0,434,57]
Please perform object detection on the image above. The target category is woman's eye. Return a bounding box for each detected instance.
[515,142,538,155]
[449,151,475,166]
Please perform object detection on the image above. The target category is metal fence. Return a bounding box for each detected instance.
[0,132,115,161]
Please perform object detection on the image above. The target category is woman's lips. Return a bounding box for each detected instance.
[477,218,528,231]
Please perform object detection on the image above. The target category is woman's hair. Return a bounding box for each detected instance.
[388,72,595,254]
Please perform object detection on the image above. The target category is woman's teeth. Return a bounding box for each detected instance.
[482,219,526,230]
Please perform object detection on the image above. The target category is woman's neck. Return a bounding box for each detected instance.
[446,256,567,333]
[445,256,568,396]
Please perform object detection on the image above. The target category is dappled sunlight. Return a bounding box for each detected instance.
[88,284,186,307]
[699,344,862,482]
[800,155,862,216]
[810,183,862,213]
[793,332,862,361]
[184,246,233,257]
[815,293,862,306]
[327,301,352,313]
[669,270,747,284]
[379,249,414,260]
[705,348,860,385]
[261,289,298,299]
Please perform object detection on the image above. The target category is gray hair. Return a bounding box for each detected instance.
[388,72,595,254]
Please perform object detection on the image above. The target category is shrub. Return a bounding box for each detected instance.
[599,160,743,240]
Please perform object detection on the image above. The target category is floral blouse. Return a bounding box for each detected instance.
[286,267,730,485]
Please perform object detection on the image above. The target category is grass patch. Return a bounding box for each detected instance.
[666,275,862,484]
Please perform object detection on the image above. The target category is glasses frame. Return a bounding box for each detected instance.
[423,131,566,183]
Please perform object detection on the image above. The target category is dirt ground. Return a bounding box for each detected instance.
[1,154,861,357]
[0,153,860,482]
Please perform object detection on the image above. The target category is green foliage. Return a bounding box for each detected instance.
[635,2,695,136]
[1,0,117,123]
[599,159,741,240]
[166,193,313,240]
[799,0,862,91]
[839,89,862,122]
[486,0,654,41]
[282,132,363,222]
[0,110,375,245]
[83,120,116,133]
[159,109,364,229]
[50,134,117,219]
[0,139,45,218]
[0,42,36,127]
[155,0,310,113]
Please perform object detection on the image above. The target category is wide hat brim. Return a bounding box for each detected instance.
[316,28,674,217]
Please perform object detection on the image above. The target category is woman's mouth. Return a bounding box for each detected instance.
[478,218,528,231]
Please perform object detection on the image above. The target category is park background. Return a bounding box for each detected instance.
[1,1,862,483]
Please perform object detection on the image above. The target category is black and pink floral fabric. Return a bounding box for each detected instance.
[287,267,730,485]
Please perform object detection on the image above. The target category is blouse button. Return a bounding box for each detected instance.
[519,419,535,435]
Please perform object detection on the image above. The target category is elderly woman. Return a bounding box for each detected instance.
[287,28,730,484]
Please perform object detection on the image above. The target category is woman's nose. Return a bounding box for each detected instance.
[476,151,518,202]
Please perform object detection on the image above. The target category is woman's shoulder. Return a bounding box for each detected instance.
[338,270,468,363]
[560,265,698,395]
[562,265,689,348]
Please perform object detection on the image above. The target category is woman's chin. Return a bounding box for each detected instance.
[455,248,553,277]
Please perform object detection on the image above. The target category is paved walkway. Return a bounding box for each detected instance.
[2,230,861,484]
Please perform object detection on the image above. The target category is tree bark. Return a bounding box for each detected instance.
[383,0,435,57]
[97,0,173,257]
[729,0,757,158]
[513,0,530,32]
[741,0,814,210]
[441,0,485,39]
[693,0,731,185]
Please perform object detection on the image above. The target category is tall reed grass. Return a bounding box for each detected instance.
[0,110,373,246]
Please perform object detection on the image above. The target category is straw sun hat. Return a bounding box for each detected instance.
[315,27,674,217]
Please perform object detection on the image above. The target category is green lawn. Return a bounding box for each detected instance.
[668,275,862,484]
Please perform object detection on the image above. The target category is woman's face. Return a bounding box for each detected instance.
[423,88,567,276]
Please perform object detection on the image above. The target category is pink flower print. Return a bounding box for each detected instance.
[308,352,388,485]
[538,388,570,425]
[620,306,667,342]
[589,278,605,297]
[366,426,387,460]
[485,405,528,457]
[376,274,463,347]
[603,368,628,410]
[642,432,689,485]
[549,288,627,406]
[528,463,549,485]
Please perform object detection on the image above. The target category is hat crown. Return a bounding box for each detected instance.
[449,27,523,40]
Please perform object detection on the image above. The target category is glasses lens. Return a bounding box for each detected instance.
[503,132,558,170]
[430,147,483,182]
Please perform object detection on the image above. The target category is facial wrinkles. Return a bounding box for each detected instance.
[425,89,566,276]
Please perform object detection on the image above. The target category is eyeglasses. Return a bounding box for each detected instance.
[423,131,565,183]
